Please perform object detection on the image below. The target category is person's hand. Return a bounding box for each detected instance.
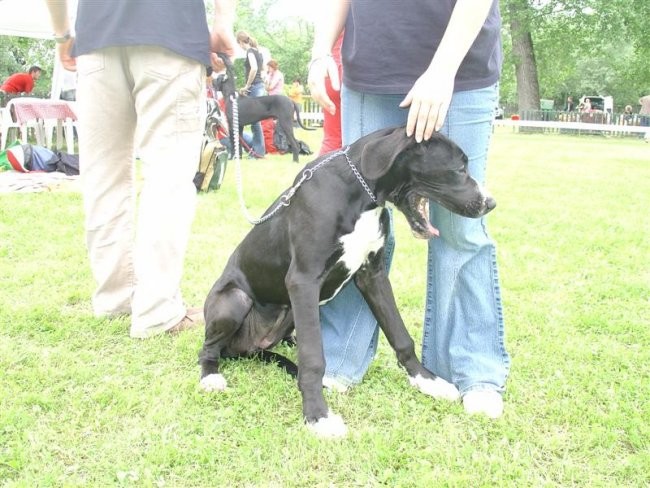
[57,38,77,71]
[210,52,226,73]
[307,55,339,115]
[399,69,455,142]
[210,31,236,59]
[239,87,250,96]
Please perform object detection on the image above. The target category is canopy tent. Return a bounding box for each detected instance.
[0,0,77,98]
[0,0,59,39]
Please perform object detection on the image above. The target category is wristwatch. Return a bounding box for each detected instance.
[54,31,71,43]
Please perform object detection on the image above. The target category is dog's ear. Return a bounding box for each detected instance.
[360,127,417,179]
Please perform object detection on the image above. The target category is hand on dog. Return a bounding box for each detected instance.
[400,69,455,143]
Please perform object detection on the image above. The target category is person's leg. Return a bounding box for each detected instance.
[248,81,266,157]
[76,47,137,317]
[421,84,510,412]
[127,46,205,338]
[318,74,342,156]
[320,87,406,387]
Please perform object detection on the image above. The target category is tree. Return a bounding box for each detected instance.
[501,0,650,112]
[232,0,313,90]
[504,0,540,110]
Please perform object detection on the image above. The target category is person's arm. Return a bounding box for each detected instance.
[241,51,258,93]
[307,0,350,115]
[266,72,279,93]
[210,0,237,59]
[44,0,76,71]
[400,0,495,142]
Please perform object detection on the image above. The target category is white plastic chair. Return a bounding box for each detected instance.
[0,99,45,150]
[0,102,28,150]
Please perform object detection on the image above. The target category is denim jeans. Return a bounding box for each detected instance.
[248,81,266,157]
[320,84,510,394]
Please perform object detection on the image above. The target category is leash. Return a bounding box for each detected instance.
[230,94,377,226]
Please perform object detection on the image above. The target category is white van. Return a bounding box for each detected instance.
[579,95,613,113]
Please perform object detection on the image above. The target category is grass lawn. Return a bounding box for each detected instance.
[1,128,649,487]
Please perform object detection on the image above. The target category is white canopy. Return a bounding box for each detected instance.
[0,0,59,39]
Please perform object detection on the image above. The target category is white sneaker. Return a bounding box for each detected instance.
[462,390,504,419]
[322,376,349,393]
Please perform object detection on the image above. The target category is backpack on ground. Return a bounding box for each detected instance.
[194,139,228,192]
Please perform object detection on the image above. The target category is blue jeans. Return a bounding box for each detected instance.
[248,81,266,157]
[320,84,510,394]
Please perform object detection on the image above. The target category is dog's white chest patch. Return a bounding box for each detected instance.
[319,208,385,306]
[338,208,385,273]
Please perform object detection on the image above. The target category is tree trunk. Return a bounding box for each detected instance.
[507,0,540,111]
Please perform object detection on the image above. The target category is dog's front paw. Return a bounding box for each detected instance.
[409,374,460,401]
[200,373,228,392]
[306,412,348,439]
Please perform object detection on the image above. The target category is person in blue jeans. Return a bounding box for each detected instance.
[236,31,266,158]
[308,0,510,418]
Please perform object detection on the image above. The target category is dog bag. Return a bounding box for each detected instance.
[194,139,228,192]
[273,124,313,156]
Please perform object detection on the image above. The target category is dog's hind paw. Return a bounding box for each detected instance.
[200,373,227,392]
[306,412,348,439]
[409,374,460,402]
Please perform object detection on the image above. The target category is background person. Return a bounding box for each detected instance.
[622,104,634,125]
[287,79,305,127]
[308,0,509,418]
[236,30,266,158]
[639,94,650,142]
[0,66,43,106]
[265,59,284,96]
[0,66,42,95]
[317,32,343,156]
[44,0,236,338]
[564,96,574,112]
[287,78,304,105]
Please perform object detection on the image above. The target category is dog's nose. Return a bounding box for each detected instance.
[485,196,496,211]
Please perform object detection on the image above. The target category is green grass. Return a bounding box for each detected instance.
[1,128,649,487]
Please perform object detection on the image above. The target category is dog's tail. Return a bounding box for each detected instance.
[254,350,298,378]
[292,102,316,131]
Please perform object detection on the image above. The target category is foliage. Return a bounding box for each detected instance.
[2,1,647,109]
[1,129,649,486]
[500,0,650,111]
[233,0,314,89]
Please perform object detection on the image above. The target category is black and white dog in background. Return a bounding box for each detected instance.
[198,126,496,438]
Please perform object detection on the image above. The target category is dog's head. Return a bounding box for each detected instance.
[357,126,496,239]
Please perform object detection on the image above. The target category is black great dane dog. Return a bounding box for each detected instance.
[198,126,496,438]
[213,55,313,163]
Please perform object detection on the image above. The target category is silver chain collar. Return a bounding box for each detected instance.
[230,95,377,226]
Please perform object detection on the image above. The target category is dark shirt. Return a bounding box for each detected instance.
[245,48,264,85]
[73,0,211,66]
[341,0,502,94]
